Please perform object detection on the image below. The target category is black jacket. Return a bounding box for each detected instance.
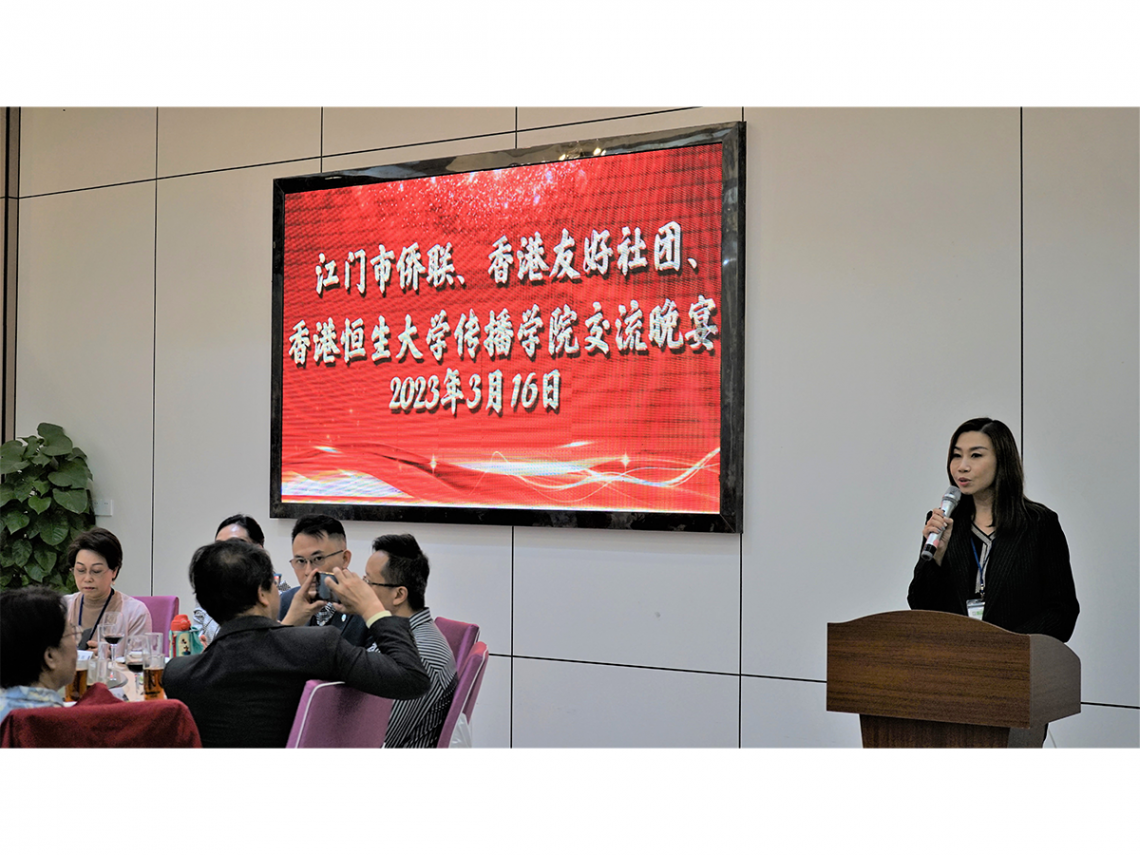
[908,505,1079,642]
[164,614,429,747]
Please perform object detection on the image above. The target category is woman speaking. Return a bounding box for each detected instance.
[908,417,1079,642]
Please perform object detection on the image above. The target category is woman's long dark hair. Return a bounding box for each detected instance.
[946,417,1043,532]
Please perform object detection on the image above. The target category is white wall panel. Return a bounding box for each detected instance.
[322,108,515,158]
[152,159,321,606]
[512,657,739,747]
[515,107,739,148]
[321,133,517,174]
[1048,704,1139,749]
[1022,107,1140,709]
[20,108,156,197]
[342,520,513,658]
[514,527,740,673]
[16,183,156,595]
[471,653,511,748]
[741,108,1022,681]
[740,676,860,747]
[157,108,321,177]
[517,107,682,131]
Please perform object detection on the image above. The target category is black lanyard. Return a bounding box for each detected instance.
[970,539,989,596]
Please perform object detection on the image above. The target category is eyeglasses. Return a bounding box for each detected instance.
[365,580,403,589]
[289,549,344,570]
[63,624,83,643]
[72,566,109,577]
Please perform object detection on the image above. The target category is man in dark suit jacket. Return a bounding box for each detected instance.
[164,539,429,748]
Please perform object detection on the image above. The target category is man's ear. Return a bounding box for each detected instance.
[341,548,352,569]
[256,585,274,609]
[392,585,408,609]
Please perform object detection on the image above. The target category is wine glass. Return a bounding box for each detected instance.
[124,635,147,697]
[100,611,125,660]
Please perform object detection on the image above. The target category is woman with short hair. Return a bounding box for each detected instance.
[63,527,152,649]
[1,586,80,723]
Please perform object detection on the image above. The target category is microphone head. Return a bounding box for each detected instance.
[942,485,962,512]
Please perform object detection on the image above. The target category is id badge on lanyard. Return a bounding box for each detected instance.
[966,596,985,620]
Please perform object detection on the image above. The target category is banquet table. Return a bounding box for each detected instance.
[0,679,201,748]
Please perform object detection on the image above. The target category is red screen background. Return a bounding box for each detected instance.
[279,144,723,513]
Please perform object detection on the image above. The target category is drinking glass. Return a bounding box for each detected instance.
[65,660,89,702]
[143,633,165,700]
[100,611,125,660]
[124,635,147,697]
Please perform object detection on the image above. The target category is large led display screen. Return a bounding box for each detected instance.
[272,121,744,532]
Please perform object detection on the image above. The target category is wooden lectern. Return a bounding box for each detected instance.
[827,611,1080,747]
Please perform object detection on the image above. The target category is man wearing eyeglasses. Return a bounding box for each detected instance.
[364,534,457,748]
[164,539,428,747]
[278,515,370,646]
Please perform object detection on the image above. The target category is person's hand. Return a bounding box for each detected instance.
[280,565,328,626]
[923,508,954,565]
[322,566,385,620]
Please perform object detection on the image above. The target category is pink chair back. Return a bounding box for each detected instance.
[436,641,489,748]
[434,616,479,669]
[285,680,394,748]
[135,596,179,654]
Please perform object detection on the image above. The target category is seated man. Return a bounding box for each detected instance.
[164,539,428,748]
[195,513,286,645]
[278,514,370,647]
[365,534,458,748]
[1,587,80,724]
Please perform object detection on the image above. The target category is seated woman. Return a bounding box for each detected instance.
[1,587,80,723]
[64,528,152,650]
[196,514,283,644]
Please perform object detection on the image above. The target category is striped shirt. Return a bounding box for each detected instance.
[381,608,457,748]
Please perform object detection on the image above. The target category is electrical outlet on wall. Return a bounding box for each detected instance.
[93,498,113,517]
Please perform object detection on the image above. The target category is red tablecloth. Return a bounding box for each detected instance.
[0,683,201,748]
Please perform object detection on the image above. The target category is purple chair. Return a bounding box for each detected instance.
[285,680,394,748]
[135,596,179,654]
[436,641,489,748]
[434,616,479,670]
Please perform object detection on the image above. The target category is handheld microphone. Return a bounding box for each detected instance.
[919,485,962,562]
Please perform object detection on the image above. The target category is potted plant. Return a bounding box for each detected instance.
[1,423,96,591]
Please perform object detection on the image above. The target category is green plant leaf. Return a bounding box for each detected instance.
[25,562,46,582]
[8,538,32,566]
[0,483,14,507]
[1,439,27,459]
[0,456,29,475]
[41,434,74,456]
[52,489,89,514]
[11,479,33,502]
[48,458,91,488]
[28,494,52,514]
[38,516,72,546]
[33,544,56,573]
[4,510,30,534]
[37,423,65,438]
